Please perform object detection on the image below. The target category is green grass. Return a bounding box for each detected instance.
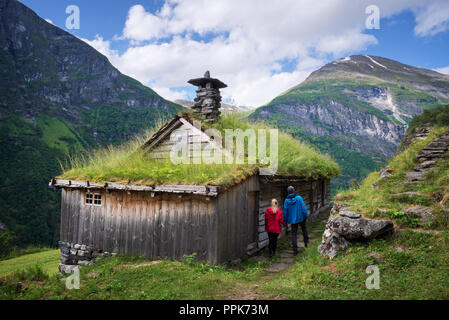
[36,116,84,154]
[1,217,447,300]
[0,249,60,278]
[59,114,340,186]
[260,229,449,299]
[335,126,449,229]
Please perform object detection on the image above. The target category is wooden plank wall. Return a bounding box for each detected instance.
[60,177,331,264]
[215,175,260,264]
[60,189,217,262]
[149,122,217,161]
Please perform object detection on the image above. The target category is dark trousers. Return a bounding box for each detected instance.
[268,232,279,256]
[291,220,308,252]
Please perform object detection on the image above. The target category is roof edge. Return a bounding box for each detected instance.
[49,179,219,197]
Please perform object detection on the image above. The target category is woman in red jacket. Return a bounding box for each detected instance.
[265,199,286,258]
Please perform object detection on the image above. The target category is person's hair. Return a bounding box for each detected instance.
[287,186,295,194]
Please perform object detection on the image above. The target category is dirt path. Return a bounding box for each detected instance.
[223,214,329,300]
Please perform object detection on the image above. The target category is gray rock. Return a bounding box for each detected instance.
[405,171,426,181]
[70,248,77,255]
[391,192,424,198]
[339,210,361,219]
[414,160,436,171]
[77,260,93,266]
[58,264,78,274]
[404,206,434,222]
[327,215,394,240]
[74,244,81,250]
[80,245,87,251]
[318,228,350,260]
[379,168,392,179]
[77,250,91,257]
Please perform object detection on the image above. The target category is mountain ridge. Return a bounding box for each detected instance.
[250,55,449,190]
[0,0,182,246]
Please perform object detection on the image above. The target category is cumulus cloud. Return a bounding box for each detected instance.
[413,0,449,36]
[83,0,449,106]
[45,18,53,25]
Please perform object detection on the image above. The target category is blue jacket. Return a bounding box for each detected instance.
[283,193,308,224]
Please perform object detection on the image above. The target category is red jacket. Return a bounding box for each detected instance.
[265,208,285,234]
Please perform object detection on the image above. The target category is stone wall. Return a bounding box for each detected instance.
[58,241,114,274]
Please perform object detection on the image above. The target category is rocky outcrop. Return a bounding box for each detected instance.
[319,204,394,259]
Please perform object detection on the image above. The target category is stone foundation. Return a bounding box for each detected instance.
[58,241,113,274]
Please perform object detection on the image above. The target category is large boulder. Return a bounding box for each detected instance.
[327,215,394,240]
[319,204,394,259]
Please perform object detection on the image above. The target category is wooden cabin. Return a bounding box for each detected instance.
[51,115,331,268]
[51,73,333,271]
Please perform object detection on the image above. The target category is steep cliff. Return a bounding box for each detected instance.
[0,0,182,246]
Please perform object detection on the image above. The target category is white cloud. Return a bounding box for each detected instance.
[83,0,449,106]
[45,18,53,25]
[153,87,189,101]
[435,66,449,75]
[413,0,449,36]
[81,35,120,64]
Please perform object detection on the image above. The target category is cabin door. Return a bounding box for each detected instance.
[247,191,258,244]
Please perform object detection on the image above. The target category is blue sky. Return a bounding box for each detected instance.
[20,0,449,106]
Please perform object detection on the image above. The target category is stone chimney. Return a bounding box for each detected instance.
[188,71,227,122]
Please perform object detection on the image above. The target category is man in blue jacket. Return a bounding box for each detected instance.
[283,186,309,255]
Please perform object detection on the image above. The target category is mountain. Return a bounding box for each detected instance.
[175,99,253,113]
[250,55,449,190]
[0,0,182,247]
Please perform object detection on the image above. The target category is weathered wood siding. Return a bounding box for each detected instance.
[60,176,331,264]
[149,121,218,161]
[60,189,217,262]
[215,175,260,263]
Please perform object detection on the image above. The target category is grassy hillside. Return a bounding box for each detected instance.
[336,132,449,230]
[0,249,60,278]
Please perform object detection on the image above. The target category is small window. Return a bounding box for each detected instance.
[85,193,93,205]
[94,194,102,206]
[85,193,102,206]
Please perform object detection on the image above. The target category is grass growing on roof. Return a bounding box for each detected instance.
[60,114,339,186]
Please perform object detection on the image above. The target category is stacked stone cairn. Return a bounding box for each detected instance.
[188,71,227,122]
[58,241,113,274]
